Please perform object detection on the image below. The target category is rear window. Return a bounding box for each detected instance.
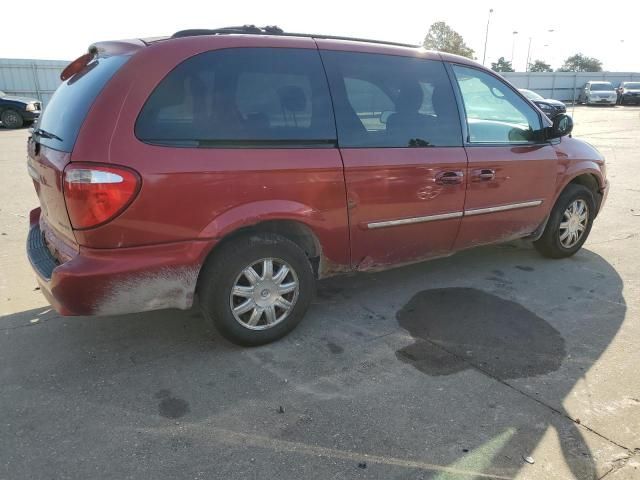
[135,48,336,147]
[36,55,129,152]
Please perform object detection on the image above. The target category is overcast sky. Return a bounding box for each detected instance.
[3,0,639,71]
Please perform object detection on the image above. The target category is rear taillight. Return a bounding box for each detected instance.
[63,164,140,230]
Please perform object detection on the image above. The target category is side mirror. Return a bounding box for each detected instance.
[548,113,573,139]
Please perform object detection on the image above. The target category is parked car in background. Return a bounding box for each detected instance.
[519,89,567,119]
[616,81,640,105]
[577,82,617,106]
[0,90,41,129]
[25,26,608,345]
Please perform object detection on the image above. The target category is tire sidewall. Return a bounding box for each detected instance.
[200,234,315,346]
[545,185,596,256]
[1,109,24,129]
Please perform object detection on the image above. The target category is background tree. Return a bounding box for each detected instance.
[528,60,553,72]
[557,53,603,72]
[491,57,514,72]
[423,21,475,59]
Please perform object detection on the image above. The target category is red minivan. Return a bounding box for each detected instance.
[26,26,608,345]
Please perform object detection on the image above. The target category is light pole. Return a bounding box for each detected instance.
[525,37,532,72]
[511,31,518,63]
[482,8,494,66]
[525,29,554,72]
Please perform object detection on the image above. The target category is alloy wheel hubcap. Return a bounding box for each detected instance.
[559,199,588,248]
[229,258,299,330]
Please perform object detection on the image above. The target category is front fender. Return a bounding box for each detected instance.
[555,164,605,197]
[553,136,607,198]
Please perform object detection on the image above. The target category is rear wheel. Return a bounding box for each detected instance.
[198,233,315,346]
[1,109,24,129]
[534,184,595,258]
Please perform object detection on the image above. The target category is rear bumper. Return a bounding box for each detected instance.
[27,208,214,316]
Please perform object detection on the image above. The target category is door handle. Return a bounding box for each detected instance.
[472,169,495,182]
[435,170,464,185]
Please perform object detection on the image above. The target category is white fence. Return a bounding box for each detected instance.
[0,59,68,107]
[502,72,640,102]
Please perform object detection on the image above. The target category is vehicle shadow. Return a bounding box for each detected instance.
[0,242,626,479]
[314,243,626,478]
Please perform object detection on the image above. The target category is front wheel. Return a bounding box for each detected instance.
[1,109,24,129]
[198,233,315,346]
[533,184,596,259]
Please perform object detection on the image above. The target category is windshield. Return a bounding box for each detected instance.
[36,55,129,152]
[590,83,614,91]
[623,82,640,89]
[520,89,544,101]
[0,90,6,97]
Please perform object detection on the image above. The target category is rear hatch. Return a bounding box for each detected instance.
[27,53,131,263]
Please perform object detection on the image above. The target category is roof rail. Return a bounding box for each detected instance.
[170,25,420,49]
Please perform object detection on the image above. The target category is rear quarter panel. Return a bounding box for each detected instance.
[71,35,350,268]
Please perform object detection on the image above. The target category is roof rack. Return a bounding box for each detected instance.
[170,25,420,49]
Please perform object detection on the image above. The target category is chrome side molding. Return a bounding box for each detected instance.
[367,211,463,229]
[464,200,543,216]
[366,200,543,229]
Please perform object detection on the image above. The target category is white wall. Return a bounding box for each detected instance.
[0,59,68,106]
[501,72,640,101]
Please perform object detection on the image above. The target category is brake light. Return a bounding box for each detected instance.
[63,164,140,230]
[60,52,94,81]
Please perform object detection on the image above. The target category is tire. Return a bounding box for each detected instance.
[1,109,24,129]
[533,184,596,259]
[198,232,315,346]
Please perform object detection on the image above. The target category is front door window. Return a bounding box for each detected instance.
[452,65,543,144]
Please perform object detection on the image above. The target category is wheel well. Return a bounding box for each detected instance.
[203,220,322,277]
[0,106,18,114]
[568,174,602,211]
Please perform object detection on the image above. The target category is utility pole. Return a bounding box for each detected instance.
[526,29,554,72]
[482,8,494,66]
[511,31,518,63]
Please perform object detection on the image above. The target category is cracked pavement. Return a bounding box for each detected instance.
[1,105,639,479]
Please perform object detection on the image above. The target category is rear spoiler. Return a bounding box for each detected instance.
[89,39,147,57]
[60,39,145,81]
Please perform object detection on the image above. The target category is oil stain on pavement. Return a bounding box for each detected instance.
[396,288,566,379]
[155,389,190,419]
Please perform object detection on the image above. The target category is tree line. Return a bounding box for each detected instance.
[423,21,604,72]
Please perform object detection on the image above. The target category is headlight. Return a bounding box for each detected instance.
[538,103,552,110]
[25,103,37,112]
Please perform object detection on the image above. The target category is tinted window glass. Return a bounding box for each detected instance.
[136,48,336,147]
[452,65,542,144]
[321,51,462,147]
[37,55,130,152]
